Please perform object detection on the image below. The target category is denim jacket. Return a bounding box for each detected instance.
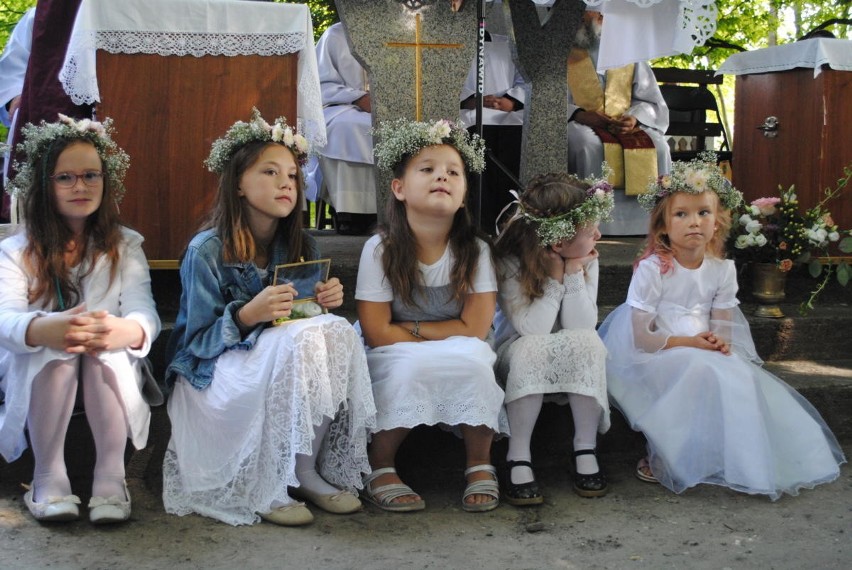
[165,228,319,390]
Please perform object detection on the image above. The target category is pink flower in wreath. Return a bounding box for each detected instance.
[751,197,781,216]
[823,213,835,227]
[778,259,794,272]
[779,241,788,251]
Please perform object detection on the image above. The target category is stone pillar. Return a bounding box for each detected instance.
[335,0,477,220]
[508,0,584,184]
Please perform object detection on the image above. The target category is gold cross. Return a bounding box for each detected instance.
[385,13,463,120]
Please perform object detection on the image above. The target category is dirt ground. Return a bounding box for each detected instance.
[1,441,849,570]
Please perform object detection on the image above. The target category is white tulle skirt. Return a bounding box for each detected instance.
[163,314,376,525]
[365,336,509,436]
[599,304,846,500]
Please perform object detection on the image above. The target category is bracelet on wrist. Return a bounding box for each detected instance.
[235,307,251,333]
[409,320,422,339]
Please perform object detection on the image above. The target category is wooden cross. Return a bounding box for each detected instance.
[385,13,463,120]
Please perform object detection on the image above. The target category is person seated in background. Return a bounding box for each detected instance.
[459,24,527,234]
[0,7,36,222]
[314,22,377,235]
[566,8,670,236]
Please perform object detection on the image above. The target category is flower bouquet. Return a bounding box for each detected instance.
[729,164,852,313]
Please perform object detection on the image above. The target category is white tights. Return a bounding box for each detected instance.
[28,356,127,502]
[506,393,602,484]
[269,415,338,508]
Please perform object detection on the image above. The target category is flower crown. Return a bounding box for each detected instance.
[513,168,615,247]
[6,114,130,202]
[373,118,486,173]
[637,151,743,213]
[205,108,309,173]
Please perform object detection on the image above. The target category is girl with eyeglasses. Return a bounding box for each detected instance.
[0,114,160,524]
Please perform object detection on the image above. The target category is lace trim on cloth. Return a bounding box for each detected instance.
[59,30,327,149]
[61,30,306,105]
[584,0,718,50]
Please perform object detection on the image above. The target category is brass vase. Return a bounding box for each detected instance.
[752,263,787,318]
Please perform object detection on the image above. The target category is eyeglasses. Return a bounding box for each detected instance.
[50,171,104,188]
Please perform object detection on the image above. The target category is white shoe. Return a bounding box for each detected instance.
[259,503,314,526]
[23,485,81,522]
[88,481,131,524]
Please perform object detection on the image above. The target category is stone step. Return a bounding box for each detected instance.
[152,231,852,364]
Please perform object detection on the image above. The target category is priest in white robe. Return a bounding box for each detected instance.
[459,32,526,127]
[0,7,35,222]
[567,9,670,235]
[314,22,376,235]
[459,29,528,233]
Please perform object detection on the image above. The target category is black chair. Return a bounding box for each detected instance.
[652,68,732,164]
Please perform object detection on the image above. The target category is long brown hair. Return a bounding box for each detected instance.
[203,141,305,264]
[495,173,589,301]
[23,139,122,309]
[380,144,485,306]
[635,190,733,273]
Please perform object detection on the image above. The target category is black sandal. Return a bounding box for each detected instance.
[503,460,544,506]
[573,449,608,498]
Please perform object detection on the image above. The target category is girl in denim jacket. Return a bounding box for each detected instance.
[163,111,375,527]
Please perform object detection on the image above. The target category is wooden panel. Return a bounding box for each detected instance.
[96,53,298,261]
[733,68,852,231]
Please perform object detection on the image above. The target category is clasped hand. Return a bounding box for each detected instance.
[25,304,141,356]
[576,110,638,135]
[692,331,731,355]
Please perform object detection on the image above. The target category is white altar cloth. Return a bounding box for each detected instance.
[718,38,852,78]
[59,0,326,147]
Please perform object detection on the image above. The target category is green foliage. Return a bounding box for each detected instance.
[274,0,338,40]
[0,0,35,49]
[654,0,851,71]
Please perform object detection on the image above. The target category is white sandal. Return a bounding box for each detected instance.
[462,464,499,513]
[361,467,425,512]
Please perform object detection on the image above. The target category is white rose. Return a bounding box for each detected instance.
[755,234,768,247]
[271,124,285,142]
[829,231,840,242]
[745,219,762,234]
[294,134,308,153]
[735,235,750,249]
[745,234,757,247]
[282,127,295,147]
[749,205,761,217]
[739,214,753,225]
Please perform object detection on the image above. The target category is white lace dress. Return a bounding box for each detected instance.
[493,257,609,432]
[598,255,846,499]
[163,314,376,526]
[355,235,509,435]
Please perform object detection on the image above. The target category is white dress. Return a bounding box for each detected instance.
[493,257,609,432]
[0,228,161,462]
[598,255,846,499]
[163,315,377,526]
[355,235,508,435]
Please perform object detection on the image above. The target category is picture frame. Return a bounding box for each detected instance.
[271,258,332,324]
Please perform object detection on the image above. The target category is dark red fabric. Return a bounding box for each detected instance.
[591,125,655,150]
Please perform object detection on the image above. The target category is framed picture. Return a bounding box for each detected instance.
[271,258,332,323]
